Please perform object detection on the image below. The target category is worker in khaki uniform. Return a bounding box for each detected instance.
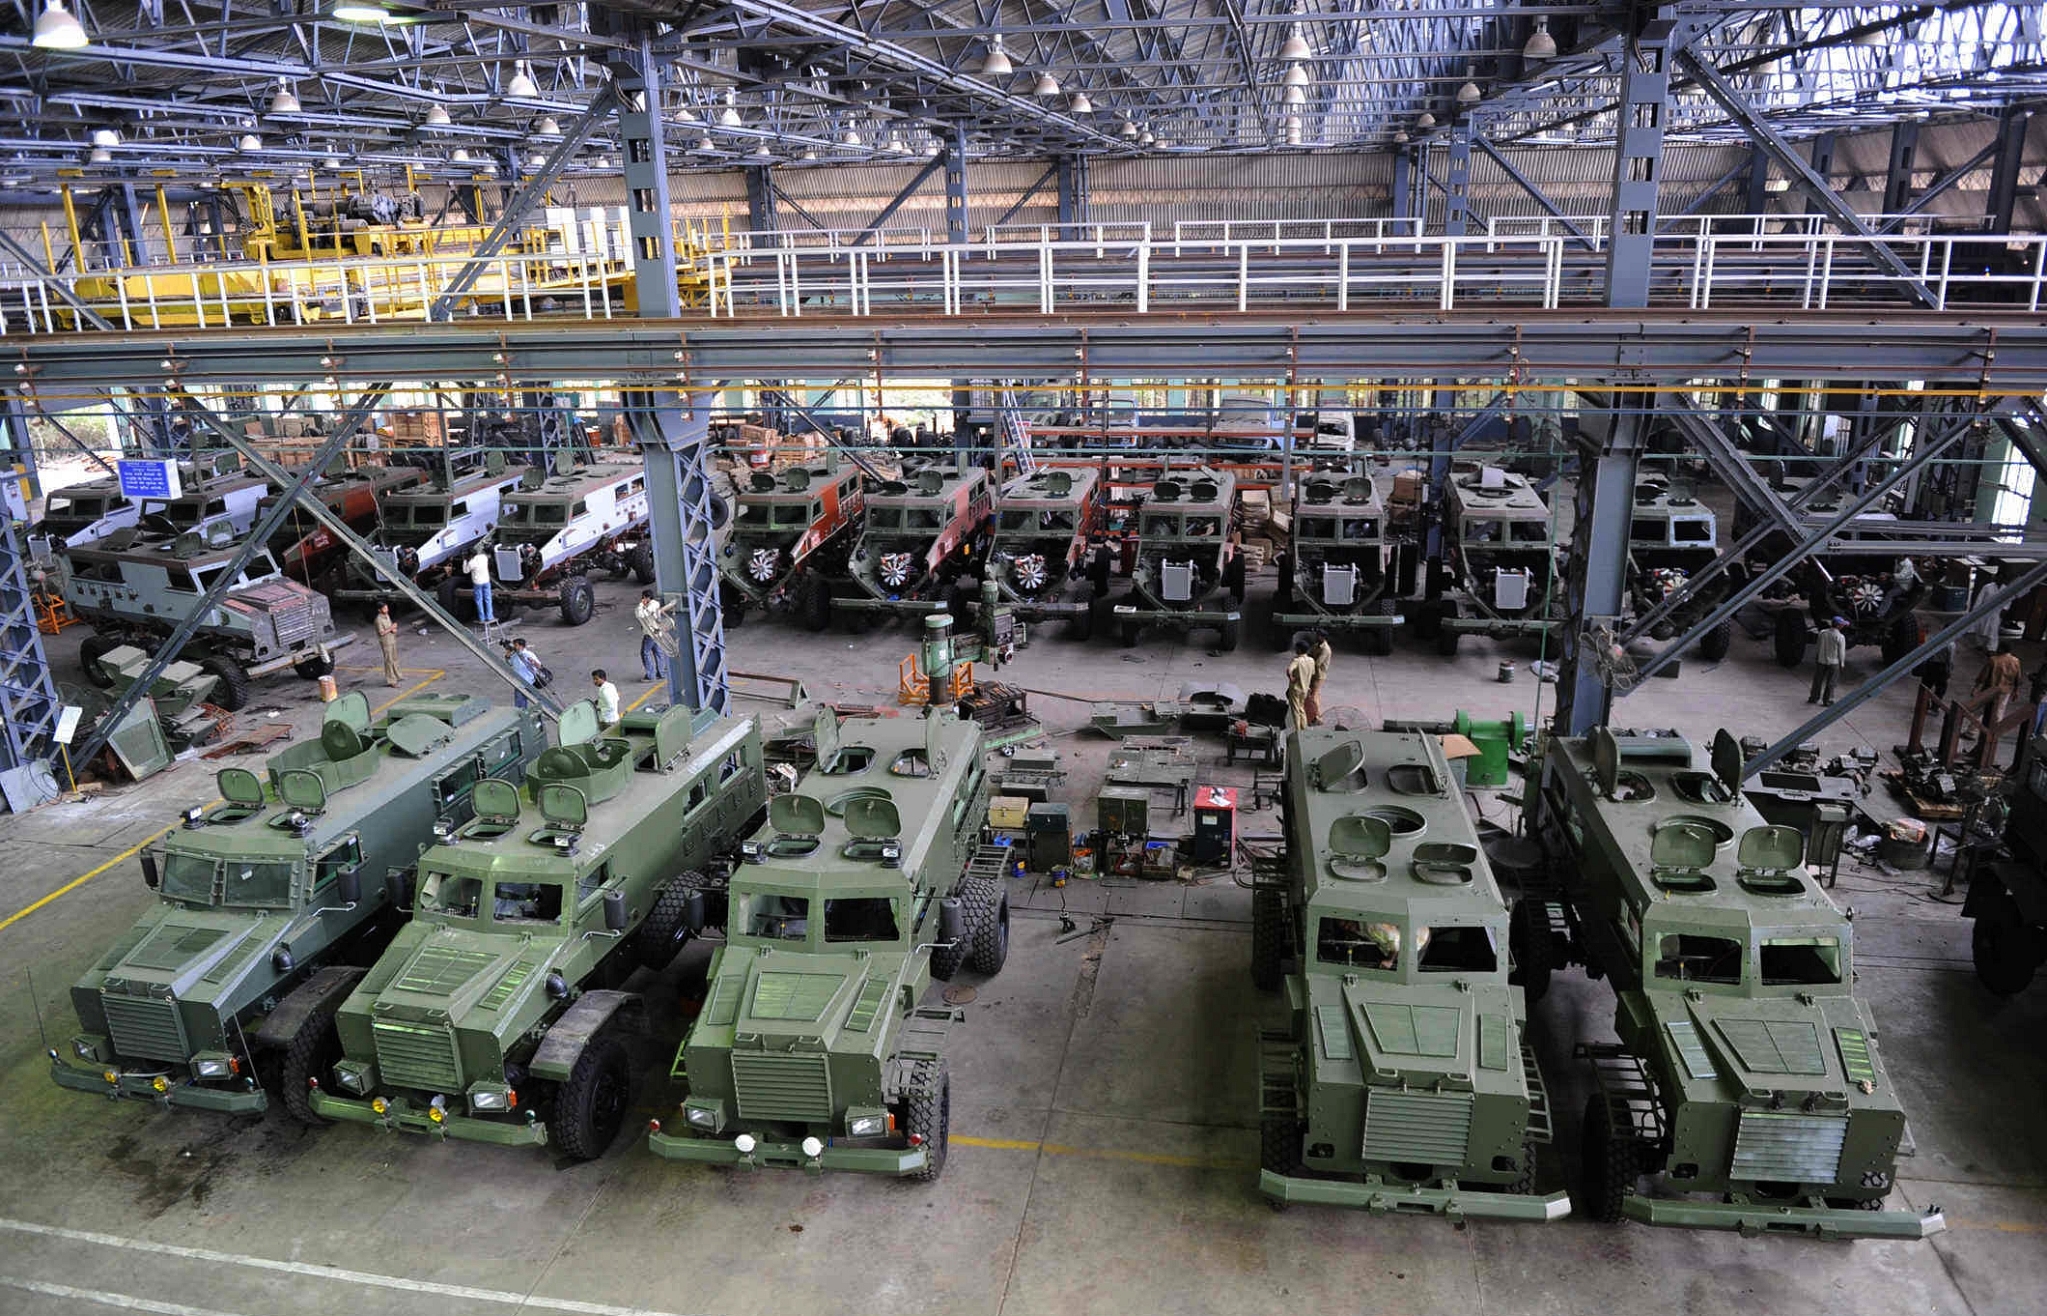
[1305,629,1333,727]
[1286,639,1317,731]
[1809,616,1847,706]
[374,603,402,687]
[1972,649,2023,748]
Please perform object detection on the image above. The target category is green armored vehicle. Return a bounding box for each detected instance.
[1525,728,1943,1238]
[836,465,994,624]
[1272,472,1401,654]
[1111,467,1245,651]
[985,467,1111,639]
[51,692,541,1118]
[650,707,1005,1179]
[1253,728,1568,1219]
[309,701,767,1160]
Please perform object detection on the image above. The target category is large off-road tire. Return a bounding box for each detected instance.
[550,1032,631,1162]
[904,1064,951,1182]
[78,634,118,688]
[1972,891,2039,996]
[1224,552,1247,603]
[800,577,832,633]
[1089,546,1112,595]
[1217,616,1241,653]
[293,652,334,680]
[559,576,596,627]
[1698,620,1733,663]
[278,1004,346,1125]
[966,888,1010,977]
[629,545,657,586]
[636,873,709,971]
[724,598,749,629]
[1251,887,1286,992]
[1773,608,1808,669]
[1261,1109,1301,1178]
[1067,597,1095,643]
[1508,899,1552,1007]
[1435,601,1462,657]
[1274,554,1294,606]
[197,655,250,712]
[1882,612,1922,667]
[435,574,474,623]
[1120,615,1141,648]
[1579,1092,1643,1224]
[1367,598,1397,656]
[1507,1138,1539,1196]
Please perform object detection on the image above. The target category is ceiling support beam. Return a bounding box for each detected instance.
[991,162,1061,231]
[1058,155,1087,234]
[1987,106,2032,235]
[1679,47,1939,310]
[849,153,949,248]
[945,123,970,246]
[1471,134,1598,253]
[1878,139,2001,231]
[1882,121,1921,216]
[1391,148,1415,226]
[1441,118,1474,237]
[1742,556,2047,780]
[746,165,778,233]
[1663,155,1748,224]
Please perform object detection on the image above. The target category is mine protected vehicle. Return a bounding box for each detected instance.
[1272,472,1400,654]
[1252,728,1568,1219]
[34,474,139,547]
[984,467,1111,638]
[308,701,767,1159]
[836,465,994,624]
[260,462,423,582]
[50,693,542,1117]
[63,524,350,710]
[332,451,526,610]
[649,707,1004,1179]
[439,454,653,626]
[1111,467,1245,650]
[1626,478,1733,662]
[1421,466,1563,656]
[1523,727,1944,1238]
[718,457,865,630]
[1963,734,2047,996]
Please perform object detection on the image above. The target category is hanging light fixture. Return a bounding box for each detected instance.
[450,146,471,162]
[980,36,1012,77]
[1120,119,1139,139]
[32,0,89,49]
[696,134,716,153]
[800,148,817,161]
[1284,64,1309,88]
[1393,130,1408,145]
[718,89,742,128]
[752,140,773,160]
[841,126,862,147]
[505,60,539,99]
[536,116,560,136]
[1283,84,1306,107]
[87,145,111,163]
[1416,110,1436,129]
[1069,90,1093,114]
[331,1,397,22]
[1523,15,1556,61]
[239,133,263,151]
[1279,24,1312,62]
[529,150,547,167]
[90,127,119,148]
[1457,64,1482,105]
[269,79,301,116]
[324,153,344,168]
[425,102,452,128]
[1285,118,1302,146]
[479,158,498,176]
[1139,128,1154,146]
[886,129,908,154]
[1033,70,1061,97]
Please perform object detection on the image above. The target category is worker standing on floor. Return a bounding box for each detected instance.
[374,603,402,688]
[1974,648,2023,744]
[592,669,621,730]
[1307,629,1333,727]
[634,589,678,682]
[466,545,496,625]
[1810,616,1847,706]
[1287,638,1317,731]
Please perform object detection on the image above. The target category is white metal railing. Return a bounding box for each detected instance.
[1686,231,2047,313]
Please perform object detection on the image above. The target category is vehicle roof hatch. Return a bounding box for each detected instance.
[770,793,826,838]
[1040,471,1072,496]
[385,712,456,759]
[1710,728,1745,800]
[1591,727,1621,799]
[1328,814,1392,881]
[1312,738,1366,792]
[276,767,328,813]
[539,782,587,829]
[557,699,599,747]
[844,793,902,839]
[811,704,840,768]
[472,777,520,822]
[216,766,265,807]
[915,469,945,496]
[653,704,693,766]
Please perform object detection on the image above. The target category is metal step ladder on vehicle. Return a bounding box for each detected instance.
[999,388,1036,476]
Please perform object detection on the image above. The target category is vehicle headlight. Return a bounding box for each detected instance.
[846,1112,887,1139]
[468,1084,516,1113]
[333,1060,375,1094]
[684,1098,724,1132]
[800,1136,824,1158]
[192,1053,234,1080]
[71,1036,105,1063]
[734,1133,757,1154]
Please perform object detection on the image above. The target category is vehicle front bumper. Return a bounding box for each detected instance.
[1439,615,1557,637]
[309,1090,548,1147]
[1259,1170,1572,1222]
[1621,1193,1945,1240]
[1273,609,1406,630]
[50,1058,268,1113]
[1112,602,1241,626]
[247,632,355,678]
[648,1128,929,1175]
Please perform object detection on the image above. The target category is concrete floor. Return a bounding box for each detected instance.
[2,561,2044,1316]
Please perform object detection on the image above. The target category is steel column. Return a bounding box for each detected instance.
[1882,121,1921,216]
[1391,148,1413,228]
[945,123,970,246]
[1056,155,1085,236]
[0,401,61,778]
[745,165,778,232]
[611,41,726,714]
[1604,17,1673,309]
[1743,143,1771,217]
[1879,140,2002,231]
[1987,107,2031,236]
[1804,133,1836,217]
[1442,120,1473,237]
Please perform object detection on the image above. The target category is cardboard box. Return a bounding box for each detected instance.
[1391,472,1425,505]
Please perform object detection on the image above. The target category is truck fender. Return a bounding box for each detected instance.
[252,965,366,1049]
[529,990,645,1082]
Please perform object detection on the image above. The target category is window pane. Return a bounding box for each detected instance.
[824,897,899,943]
[1654,933,1743,985]
[749,895,810,940]
[493,881,564,923]
[1418,926,1498,973]
[1317,917,1399,970]
[1760,937,1842,985]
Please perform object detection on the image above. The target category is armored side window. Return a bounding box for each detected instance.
[577,861,613,907]
[1760,937,1842,985]
[770,505,809,527]
[1673,518,1713,543]
[312,836,362,892]
[420,870,483,918]
[434,757,481,813]
[493,881,564,923]
[748,894,810,941]
[1417,926,1498,973]
[570,500,589,517]
[1509,521,1549,544]
[1141,515,1179,538]
[824,897,900,943]
[412,505,446,525]
[1185,516,1221,538]
[1043,511,1075,531]
[1464,518,1501,543]
[687,778,710,812]
[1654,933,1743,985]
[870,509,902,530]
[719,752,742,784]
[1317,917,1398,971]
[1341,518,1377,540]
[998,510,1031,531]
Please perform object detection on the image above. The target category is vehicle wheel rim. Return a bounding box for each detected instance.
[592,1064,626,1140]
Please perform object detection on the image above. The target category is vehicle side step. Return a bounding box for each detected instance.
[965,843,1012,884]
[1577,1041,1666,1146]
[1257,1027,1300,1119]
[1521,1042,1554,1144]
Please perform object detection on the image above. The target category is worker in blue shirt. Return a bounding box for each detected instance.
[504,638,543,709]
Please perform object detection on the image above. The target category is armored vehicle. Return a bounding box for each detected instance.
[1768,556,1928,670]
[836,465,995,624]
[650,707,1005,1179]
[1524,728,1944,1238]
[1253,728,1568,1219]
[50,693,542,1117]
[1963,734,2047,996]
[34,475,139,547]
[1111,467,1245,650]
[1272,472,1399,653]
[1627,478,1733,662]
[1210,393,1286,452]
[718,458,864,630]
[1422,466,1562,656]
[309,702,767,1159]
[333,453,526,610]
[63,524,350,710]
[984,467,1111,638]
[439,456,653,626]
[259,462,423,582]
[138,470,269,540]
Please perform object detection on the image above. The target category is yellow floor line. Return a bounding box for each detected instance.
[626,682,665,714]
[1,669,447,936]
[951,1133,1254,1171]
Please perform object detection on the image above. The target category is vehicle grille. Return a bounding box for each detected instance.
[242,580,324,645]
[1730,1110,1848,1184]
[101,993,188,1063]
[731,1051,833,1122]
[373,1020,463,1093]
[1363,1090,1474,1167]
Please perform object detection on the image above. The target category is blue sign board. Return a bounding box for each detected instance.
[117,459,181,501]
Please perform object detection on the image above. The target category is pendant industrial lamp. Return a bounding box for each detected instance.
[1523,16,1556,61]
[32,0,89,48]
[1033,70,1061,97]
[980,37,1013,77]
[505,60,539,99]
[269,80,301,116]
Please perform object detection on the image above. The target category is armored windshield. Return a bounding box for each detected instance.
[419,868,484,919]
[221,859,297,909]
[492,880,565,924]
[158,852,219,903]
